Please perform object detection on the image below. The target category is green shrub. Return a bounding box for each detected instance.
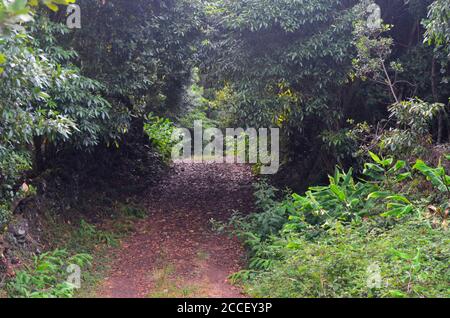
[380,99,445,157]
[7,249,92,298]
[241,218,449,298]
[144,113,176,161]
[229,153,450,298]
[224,182,295,241]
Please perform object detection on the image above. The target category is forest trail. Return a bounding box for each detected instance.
[96,162,254,298]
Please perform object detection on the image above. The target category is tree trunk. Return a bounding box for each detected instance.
[33,136,45,175]
[431,58,443,143]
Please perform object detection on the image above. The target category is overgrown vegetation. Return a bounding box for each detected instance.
[0,0,201,227]
[200,0,450,189]
[3,200,147,298]
[225,154,449,297]
[7,249,91,298]
[1,0,450,299]
[144,114,176,161]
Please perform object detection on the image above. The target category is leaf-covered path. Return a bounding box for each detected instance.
[96,162,255,298]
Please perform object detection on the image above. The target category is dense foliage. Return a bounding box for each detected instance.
[1,0,449,299]
[198,0,450,188]
[7,249,91,298]
[0,0,202,227]
[226,154,449,297]
[202,0,450,298]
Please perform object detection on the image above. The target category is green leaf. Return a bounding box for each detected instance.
[38,91,50,99]
[391,160,406,172]
[413,160,447,192]
[45,2,59,11]
[396,172,411,181]
[367,191,391,200]
[380,158,393,167]
[386,195,411,204]
[369,151,382,164]
[382,205,413,218]
[445,175,450,186]
[390,249,412,260]
[330,184,346,202]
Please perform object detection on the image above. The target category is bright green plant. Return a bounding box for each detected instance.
[286,152,413,227]
[364,151,411,182]
[7,249,91,298]
[144,114,176,161]
[413,158,450,193]
[237,218,449,298]
[289,167,374,225]
[412,156,450,217]
[362,152,416,218]
[228,151,450,298]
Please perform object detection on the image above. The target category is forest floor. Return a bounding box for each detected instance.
[94,161,255,298]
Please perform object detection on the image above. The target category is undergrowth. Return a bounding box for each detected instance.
[4,201,147,298]
[7,250,92,298]
[226,153,450,298]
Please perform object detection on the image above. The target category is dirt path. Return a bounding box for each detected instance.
[96,162,254,298]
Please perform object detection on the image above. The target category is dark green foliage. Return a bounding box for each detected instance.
[67,0,203,128]
[0,0,202,227]
[200,0,450,190]
[201,0,368,176]
[0,14,110,226]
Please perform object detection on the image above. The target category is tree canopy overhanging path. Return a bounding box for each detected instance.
[1,0,450,300]
[96,161,255,298]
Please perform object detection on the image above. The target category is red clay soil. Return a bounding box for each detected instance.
[96,162,255,298]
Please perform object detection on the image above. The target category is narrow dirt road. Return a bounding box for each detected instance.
[96,162,255,298]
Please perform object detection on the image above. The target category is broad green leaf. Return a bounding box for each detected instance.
[396,172,411,181]
[386,195,411,204]
[369,151,382,164]
[413,160,447,192]
[390,160,406,172]
[381,158,393,167]
[367,191,391,200]
[330,184,346,202]
[382,205,413,218]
